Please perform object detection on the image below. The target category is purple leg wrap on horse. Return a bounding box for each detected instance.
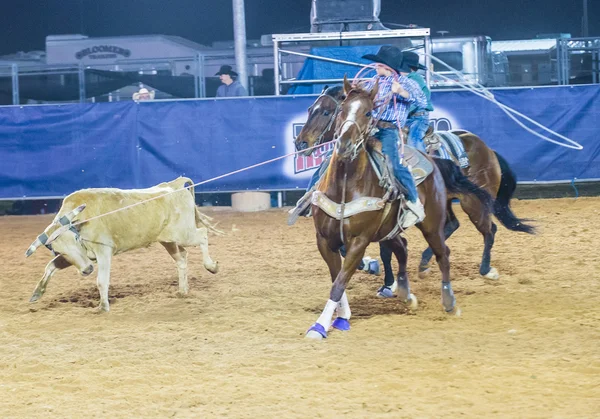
[307,323,328,338]
[332,317,350,331]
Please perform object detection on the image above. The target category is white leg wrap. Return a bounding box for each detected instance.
[336,292,351,320]
[316,299,338,330]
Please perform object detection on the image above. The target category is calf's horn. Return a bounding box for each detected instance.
[25,232,49,258]
[58,204,86,225]
[24,204,86,258]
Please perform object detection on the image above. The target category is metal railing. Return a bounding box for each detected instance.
[557,37,600,85]
[271,28,432,95]
[0,54,207,105]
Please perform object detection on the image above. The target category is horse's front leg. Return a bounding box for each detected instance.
[306,235,369,340]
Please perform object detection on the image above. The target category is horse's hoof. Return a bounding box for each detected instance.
[483,267,499,280]
[366,259,380,275]
[206,262,219,274]
[94,305,110,314]
[332,317,350,331]
[406,293,418,311]
[305,323,327,340]
[445,306,461,317]
[418,268,431,279]
[305,330,325,340]
[376,286,395,298]
[29,294,41,303]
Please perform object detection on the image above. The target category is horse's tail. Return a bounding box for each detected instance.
[432,158,494,215]
[493,152,535,234]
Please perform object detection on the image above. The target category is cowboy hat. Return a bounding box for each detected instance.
[401,51,427,71]
[132,87,155,101]
[215,65,238,77]
[362,45,404,73]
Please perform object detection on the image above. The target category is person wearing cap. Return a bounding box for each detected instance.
[401,51,434,153]
[215,65,247,97]
[132,87,155,101]
[360,45,429,228]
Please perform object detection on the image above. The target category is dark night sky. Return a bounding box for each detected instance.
[1,0,598,55]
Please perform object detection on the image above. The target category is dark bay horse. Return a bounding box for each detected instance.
[295,85,534,286]
[304,78,494,339]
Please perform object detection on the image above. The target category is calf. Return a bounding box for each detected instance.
[25,177,221,311]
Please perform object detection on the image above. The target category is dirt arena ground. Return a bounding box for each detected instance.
[1,197,599,418]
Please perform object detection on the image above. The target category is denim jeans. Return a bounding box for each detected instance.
[376,127,418,203]
[406,115,429,153]
[306,129,418,203]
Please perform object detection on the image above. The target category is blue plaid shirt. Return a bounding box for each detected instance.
[363,75,428,128]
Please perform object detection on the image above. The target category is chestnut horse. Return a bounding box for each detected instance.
[304,78,494,339]
[295,85,534,289]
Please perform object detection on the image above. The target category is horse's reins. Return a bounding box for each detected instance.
[311,94,341,149]
[333,114,375,161]
[339,170,348,244]
[333,89,378,245]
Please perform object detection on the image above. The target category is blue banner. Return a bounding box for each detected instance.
[0,85,599,199]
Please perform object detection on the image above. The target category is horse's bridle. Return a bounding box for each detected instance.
[309,94,341,148]
[334,90,376,161]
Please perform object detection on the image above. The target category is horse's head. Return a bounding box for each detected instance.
[295,85,345,156]
[334,75,379,162]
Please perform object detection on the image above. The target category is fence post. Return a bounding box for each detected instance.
[198,53,206,98]
[11,64,19,105]
[273,39,280,95]
[78,63,86,102]
[424,35,432,88]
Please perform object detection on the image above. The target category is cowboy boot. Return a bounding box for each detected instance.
[399,197,425,229]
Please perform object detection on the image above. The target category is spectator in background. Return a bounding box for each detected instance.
[132,87,155,101]
[215,65,247,97]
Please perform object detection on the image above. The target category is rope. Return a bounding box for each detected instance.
[72,142,325,227]
[424,53,583,151]
[352,63,406,162]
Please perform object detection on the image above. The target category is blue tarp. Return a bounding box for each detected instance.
[0,84,599,199]
[288,45,382,95]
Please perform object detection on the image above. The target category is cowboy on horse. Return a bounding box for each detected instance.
[289,45,428,230]
[402,51,434,153]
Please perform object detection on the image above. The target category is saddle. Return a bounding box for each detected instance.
[424,130,470,169]
[366,141,433,196]
[404,125,470,169]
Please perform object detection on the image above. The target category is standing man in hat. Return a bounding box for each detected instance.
[400,51,434,153]
[215,65,247,97]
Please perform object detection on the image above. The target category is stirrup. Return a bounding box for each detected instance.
[399,199,425,229]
